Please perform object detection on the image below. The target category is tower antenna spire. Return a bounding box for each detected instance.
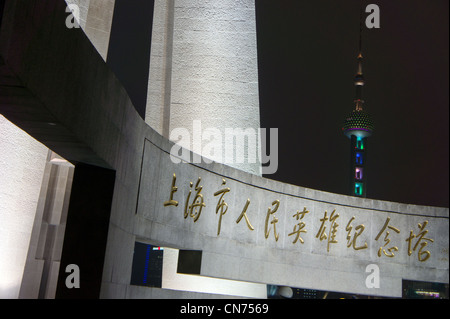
[354,0,365,111]
[359,0,363,53]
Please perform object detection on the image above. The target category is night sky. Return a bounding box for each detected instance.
[255,0,449,208]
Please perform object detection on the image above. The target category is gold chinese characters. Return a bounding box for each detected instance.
[162,173,434,262]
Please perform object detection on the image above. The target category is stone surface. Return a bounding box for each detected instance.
[0,115,48,298]
[134,139,448,297]
[18,158,74,298]
[146,0,262,176]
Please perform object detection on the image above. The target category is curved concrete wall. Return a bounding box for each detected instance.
[1,0,448,298]
[130,135,448,298]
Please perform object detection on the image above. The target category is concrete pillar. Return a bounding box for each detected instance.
[65,0,115,61]
[19,157,74,299]
[84,0,115,61]
[146,0,262,176]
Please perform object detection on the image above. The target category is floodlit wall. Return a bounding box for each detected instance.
[0,116,48,298]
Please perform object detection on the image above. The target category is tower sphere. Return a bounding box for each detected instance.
[342,109,374,138]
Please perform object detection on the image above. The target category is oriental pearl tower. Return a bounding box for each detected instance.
[342,24,375,198]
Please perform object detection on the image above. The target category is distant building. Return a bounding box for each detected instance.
[343,51,374,198]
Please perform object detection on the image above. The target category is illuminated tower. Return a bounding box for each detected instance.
[342,49,374,197]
